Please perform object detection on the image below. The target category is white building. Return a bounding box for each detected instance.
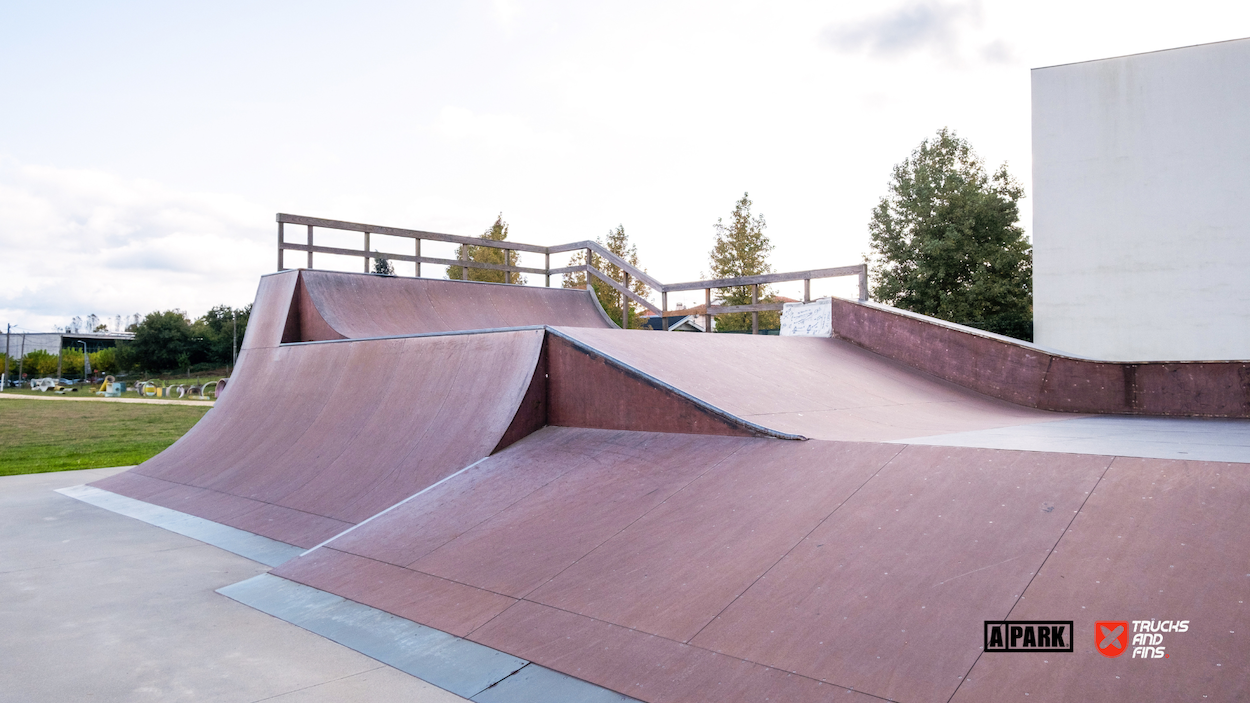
[1032,38,1250,361]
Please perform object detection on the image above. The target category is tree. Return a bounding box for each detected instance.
[867,128,1032,340]
[562,225,651,329]
[129,310,195,372]
[447,214,526,284]
[22,350,58,377]
[373,251,395,276]
[707,193,777,332]
[192,304,251,366]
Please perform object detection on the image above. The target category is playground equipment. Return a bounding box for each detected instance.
[95,376,124,398]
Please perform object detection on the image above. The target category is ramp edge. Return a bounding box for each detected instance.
[55,485,304,567]
[218,574,638,703]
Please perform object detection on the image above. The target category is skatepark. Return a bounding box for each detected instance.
[24,236,1241,703]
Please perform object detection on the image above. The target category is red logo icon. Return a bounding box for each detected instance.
[1096,621,1129,658]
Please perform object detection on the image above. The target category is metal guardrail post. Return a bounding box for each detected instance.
[804,278,810,303]
[277,221,285,271]
[661,292,668,332]
[859,265,868,301]
[415,239,421,277]
[364,232,370,273]
[545,252,550,287]
[751,284,759,335]
[623,273,631,328]
[704,288,711,333]
[307,225,314,269]
[584,249,592,291]
[461,244,468,280]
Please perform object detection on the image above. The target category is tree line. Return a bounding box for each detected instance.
[2,305,251,379]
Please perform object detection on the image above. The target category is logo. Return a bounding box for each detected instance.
[984,621,1073,652]
[1095,621,1129,658]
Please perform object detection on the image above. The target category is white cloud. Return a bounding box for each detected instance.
[821,1,990,62]
[0,157,270,332]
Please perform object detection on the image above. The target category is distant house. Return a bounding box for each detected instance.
[640,297,798,332]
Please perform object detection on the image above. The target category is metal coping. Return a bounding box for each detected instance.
[218,574,639,702]
[55,485,304,567]
[279,325,549,347]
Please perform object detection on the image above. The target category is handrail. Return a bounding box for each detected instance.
[277,213,868,333]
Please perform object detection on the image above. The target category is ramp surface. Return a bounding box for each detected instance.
[300,270,612,339]
[271,426,1250,703]
[94,272,557,548]
[553,326,1072,442]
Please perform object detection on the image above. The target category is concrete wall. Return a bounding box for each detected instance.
[1032,38,1250,361]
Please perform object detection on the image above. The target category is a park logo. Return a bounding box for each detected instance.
[984,621,1073,652]
[1096,621,1130,658]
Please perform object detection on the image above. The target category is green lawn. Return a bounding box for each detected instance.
[0,399,210,476]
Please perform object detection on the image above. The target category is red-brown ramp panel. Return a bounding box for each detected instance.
[272,428,1113,703]
[951,456,1250,702]
[552,326,1071,442]
[298,270,614,338]
[93,328,546,548]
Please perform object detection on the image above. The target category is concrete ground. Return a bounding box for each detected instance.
[0,466,466,703]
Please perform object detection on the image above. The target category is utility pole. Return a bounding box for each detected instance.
[17,332,26,387]
[2,323,9,391]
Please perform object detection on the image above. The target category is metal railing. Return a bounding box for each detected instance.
[277,213,868,334]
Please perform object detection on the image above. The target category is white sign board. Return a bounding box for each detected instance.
[780,298,832,337]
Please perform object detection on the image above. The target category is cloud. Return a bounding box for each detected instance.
[0,157,271,332]
[821,2,980,60]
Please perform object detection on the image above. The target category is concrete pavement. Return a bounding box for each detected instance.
[0,466,466,703]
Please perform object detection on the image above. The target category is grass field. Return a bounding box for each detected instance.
[0,398,210,476]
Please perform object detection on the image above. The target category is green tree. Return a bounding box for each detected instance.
[191,304,252,366]
[447,214,525,284]
[562,225,651,329]
[707,193,777,332]
[60,348,84,378]
[373,251,395,276]
[90,348,118,374]
[23,350,59,377]
[867,128,1032,340]
[130,310,195,372]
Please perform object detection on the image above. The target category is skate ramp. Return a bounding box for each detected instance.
[83,267,1250,702]
[294,269,613,340]
[269,426,1250,703]
[90,271,772,548]
[551,326,1072,442]
[94,328,547,547]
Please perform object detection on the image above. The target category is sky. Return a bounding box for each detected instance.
[2,0,1248,331]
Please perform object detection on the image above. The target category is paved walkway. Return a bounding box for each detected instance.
[0,393,214,407]
[0,467,464,703]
